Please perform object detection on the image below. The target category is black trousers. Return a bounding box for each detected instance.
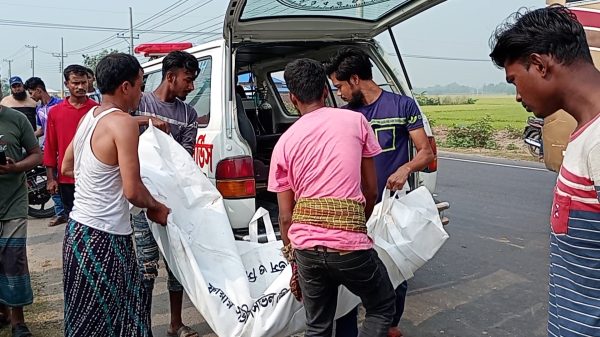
[295,248,396,337]
[59,183,75,218]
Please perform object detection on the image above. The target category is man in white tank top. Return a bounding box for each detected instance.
[60,53,169,337]
[130,51,200,337]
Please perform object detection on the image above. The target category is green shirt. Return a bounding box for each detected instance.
[0,105,39,220]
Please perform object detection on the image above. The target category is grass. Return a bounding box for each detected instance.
[422,95,531,130]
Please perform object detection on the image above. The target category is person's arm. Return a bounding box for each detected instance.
[386,128,433,191]
[277,190,295,246]
[0,117,42,175]
[361,157,378,219]
[44,109,59,194]
[386,98,434,191]
[61,141,75,178]
[131,115,170,134]
[34,113,43,138]
[181,106,199,156]
[114,116,169,225]
[0,148,42,175]
[268,141,294,244]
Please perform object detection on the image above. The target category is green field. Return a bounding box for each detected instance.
[421,95,531,130]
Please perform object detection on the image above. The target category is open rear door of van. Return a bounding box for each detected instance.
[224,0,446,43]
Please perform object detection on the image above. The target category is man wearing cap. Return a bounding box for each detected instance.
[0,77,38,131]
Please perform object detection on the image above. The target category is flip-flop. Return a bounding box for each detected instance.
[167,325,199,337]
[12,323,32,337]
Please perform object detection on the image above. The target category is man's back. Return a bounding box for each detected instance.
[270,107,380,203]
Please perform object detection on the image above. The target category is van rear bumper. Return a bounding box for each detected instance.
[224,198,255,229]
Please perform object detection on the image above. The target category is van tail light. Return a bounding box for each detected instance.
[423,136,438,173]
[216,156,256,199]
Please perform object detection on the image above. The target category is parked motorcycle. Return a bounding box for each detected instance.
[27,165,55,218]
[523,116,544,159]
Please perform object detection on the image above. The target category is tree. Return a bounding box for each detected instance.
[82,49,119,71]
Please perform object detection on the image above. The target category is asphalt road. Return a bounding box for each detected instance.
[399,153,558,337]
[17,153,559,337]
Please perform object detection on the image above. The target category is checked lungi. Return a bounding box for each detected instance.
[63,220,152,337]
[0,218,33,307]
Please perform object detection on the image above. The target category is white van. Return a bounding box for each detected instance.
[140,0,446,237]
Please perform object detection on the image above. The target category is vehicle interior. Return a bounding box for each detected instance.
[232,41,407,222]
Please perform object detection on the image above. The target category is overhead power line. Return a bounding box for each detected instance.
[143,0,215,31]
[0,19,221,35]
[68,0,193,55]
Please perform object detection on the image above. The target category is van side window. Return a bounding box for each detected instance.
[143,71,162,93]
[143,57,212,127]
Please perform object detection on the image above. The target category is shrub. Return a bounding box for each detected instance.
[504,124,522,139]
[446,115,496,148]
[415,93,477,106]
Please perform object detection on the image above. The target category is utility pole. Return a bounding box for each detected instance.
[129,7,134,54]
[117,7,139,54]
[25,45,38,76]
[2,59,12,78]
[52,38,68,98]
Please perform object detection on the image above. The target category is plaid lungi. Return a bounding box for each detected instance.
[0,218,33,307]
[63,220,151,337]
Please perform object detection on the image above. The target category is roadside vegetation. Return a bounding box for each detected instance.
[420,95,536,161]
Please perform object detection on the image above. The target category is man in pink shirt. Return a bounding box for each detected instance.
[268,58,395,337]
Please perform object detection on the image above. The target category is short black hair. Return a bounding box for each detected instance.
[490,5,593,68]
[96,53,142,95]
[63,64,89,82]
[284,58,327,104]
[24,77,46,92]
[162,51,199,81]
[325,47,373,81]
[85,67,94,78]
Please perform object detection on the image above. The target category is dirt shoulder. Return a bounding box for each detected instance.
[432,126,542,163]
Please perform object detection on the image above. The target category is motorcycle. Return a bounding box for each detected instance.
[27,165,55,218]
[523,116,544,159]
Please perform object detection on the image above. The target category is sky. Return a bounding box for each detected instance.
[0,0,543,91]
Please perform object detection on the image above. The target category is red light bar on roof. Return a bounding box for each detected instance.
[134,42,193,57]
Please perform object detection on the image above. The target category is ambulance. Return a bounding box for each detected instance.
[139,0,448,237]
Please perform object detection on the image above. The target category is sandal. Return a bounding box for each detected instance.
[48,216,67,227]
[167,325,198,337]
[0,313,10,328]
[12,323,32,337]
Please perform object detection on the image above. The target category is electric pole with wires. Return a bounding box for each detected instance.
[51,38,67,97]
[25,45,37,76]
[117,7,139,54]
[2,59,12,78]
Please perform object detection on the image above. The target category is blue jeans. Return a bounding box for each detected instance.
[131,212,183,297]
[52,193,65,217]
[336,281,408,336]
[296,248,395,337]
